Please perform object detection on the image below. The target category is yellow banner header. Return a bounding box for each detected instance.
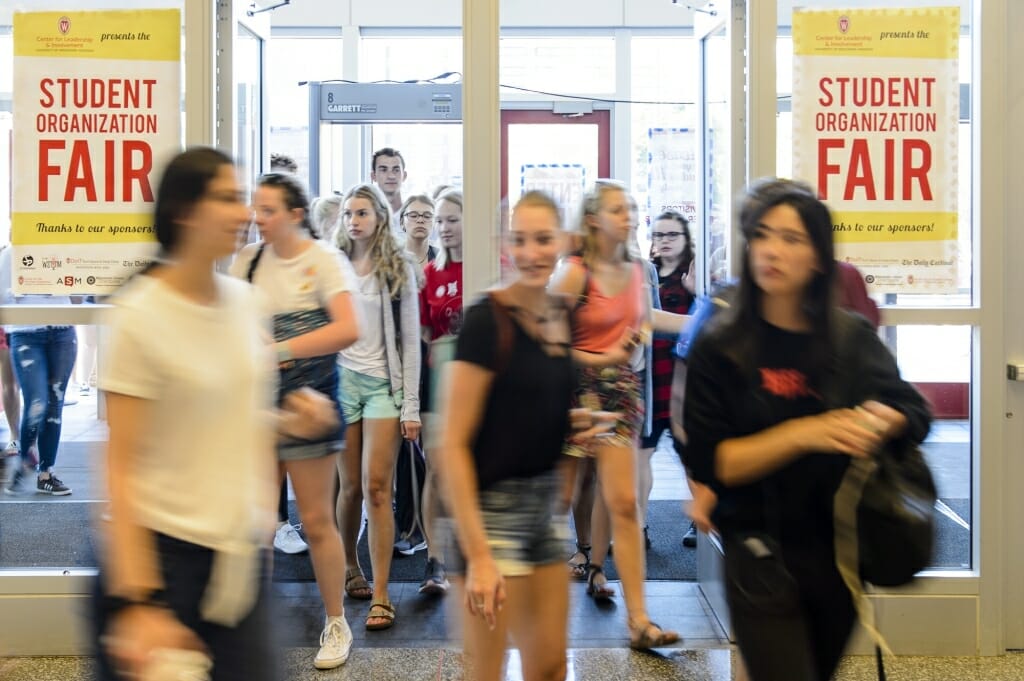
[13,212,156,245]
[14,9,180,61]
[793,7,959,60]
[830,211,957,243]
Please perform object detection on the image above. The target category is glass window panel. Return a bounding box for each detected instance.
[369,123,463,197]
[359,36,462,83]
[881,325,972,571]
[631,37,698,255]
[777,3,973,307]
[267,37,344,185]
[500,37,615,96]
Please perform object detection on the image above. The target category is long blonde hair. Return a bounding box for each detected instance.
[576,179,636,267]
[334,183,412,297]
[433,189,463,271]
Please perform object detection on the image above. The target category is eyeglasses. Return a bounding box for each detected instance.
[651,232,684,241]
[404,211,433,221]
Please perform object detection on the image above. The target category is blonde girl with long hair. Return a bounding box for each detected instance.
[334,183,422,630]
[550,179,689,649]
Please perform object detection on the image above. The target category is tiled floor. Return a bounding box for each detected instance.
[4,649,1024,680]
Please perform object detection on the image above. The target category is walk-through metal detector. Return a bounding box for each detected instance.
[307,82,462,193]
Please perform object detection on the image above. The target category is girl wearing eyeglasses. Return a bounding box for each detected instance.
[399,195,438,270]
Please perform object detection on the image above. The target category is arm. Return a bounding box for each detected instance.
[399,264,422,439]
[683,335,880,488]
[104,392,162,600]
[652,308,690,336]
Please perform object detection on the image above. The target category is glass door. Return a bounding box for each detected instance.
[500,107,611,225]
[694,0,746,640]
[218,1,269,192]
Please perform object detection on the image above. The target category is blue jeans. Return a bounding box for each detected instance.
[9,326,77,472]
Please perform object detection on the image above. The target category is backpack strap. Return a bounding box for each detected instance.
[487,292,516,376]
[245,243,267,283]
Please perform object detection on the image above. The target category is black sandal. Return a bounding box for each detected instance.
[586,564,616,600]
[568,542,591,580]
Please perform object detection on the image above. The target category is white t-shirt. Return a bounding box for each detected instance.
[99,274,277,554]
[338,272,387,378]
[228,240,355,316]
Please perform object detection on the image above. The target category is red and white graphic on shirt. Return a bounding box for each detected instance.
[758,368,820,400]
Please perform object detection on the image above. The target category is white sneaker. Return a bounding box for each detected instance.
[314,616,353,669]
[273,522,308,554]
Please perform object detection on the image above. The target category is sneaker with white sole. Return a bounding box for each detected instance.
[314,616,353,669]
[37,473,72,496]
[394,529,427,556]
[273,522,308,554]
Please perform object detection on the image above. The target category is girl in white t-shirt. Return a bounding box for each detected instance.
[229,172,360,670]
[333,183,421,630]
[96,148,339,681]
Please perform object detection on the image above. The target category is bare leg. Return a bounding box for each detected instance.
[569,457,596,572]
[287,455,346,617]
[336,421,365,572]
[591,443,643,621]
[360,417,401,611]
[455,576,510,681]
[507,563,570,681]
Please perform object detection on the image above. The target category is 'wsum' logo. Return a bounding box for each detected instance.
[838,16,850,34]
[58,16,71,34]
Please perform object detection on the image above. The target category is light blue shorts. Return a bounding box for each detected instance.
[340,367,402,423]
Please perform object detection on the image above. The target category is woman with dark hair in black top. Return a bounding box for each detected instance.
[683,178,930,681]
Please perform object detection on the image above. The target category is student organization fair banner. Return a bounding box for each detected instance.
[11,9,180,294]
[792,7,959,293]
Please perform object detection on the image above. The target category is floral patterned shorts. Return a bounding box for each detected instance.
[563,364,642,457]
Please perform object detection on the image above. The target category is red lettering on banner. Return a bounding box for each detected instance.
[38,140,64,201]
[818,138,933,201]
[66,140,97,201]
[122,140,153,202]
[37,139,154,203]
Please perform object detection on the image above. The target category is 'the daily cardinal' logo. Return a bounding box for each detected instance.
[58,16,71,35]
[838,15,850,34]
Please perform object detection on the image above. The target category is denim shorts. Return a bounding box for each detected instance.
[442,469,568,578]
[339,367,402,423]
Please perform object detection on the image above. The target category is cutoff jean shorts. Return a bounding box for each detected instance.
[442,468,567,577]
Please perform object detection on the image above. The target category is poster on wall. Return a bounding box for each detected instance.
[792,7,960,294]
[11,9,180,295]
[520,163,586,225]
[647,128,697,228]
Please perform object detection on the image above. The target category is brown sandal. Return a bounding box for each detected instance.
[365,601,396,631]
[344,569,372,600]
[629,620,680,650]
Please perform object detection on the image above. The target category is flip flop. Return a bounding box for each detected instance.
[344,569,372,600]
[365,601,396,631]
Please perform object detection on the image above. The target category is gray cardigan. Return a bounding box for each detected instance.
[380,261,422,423]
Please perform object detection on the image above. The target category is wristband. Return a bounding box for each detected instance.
[275,341,294,364]
[106,589,168,613]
